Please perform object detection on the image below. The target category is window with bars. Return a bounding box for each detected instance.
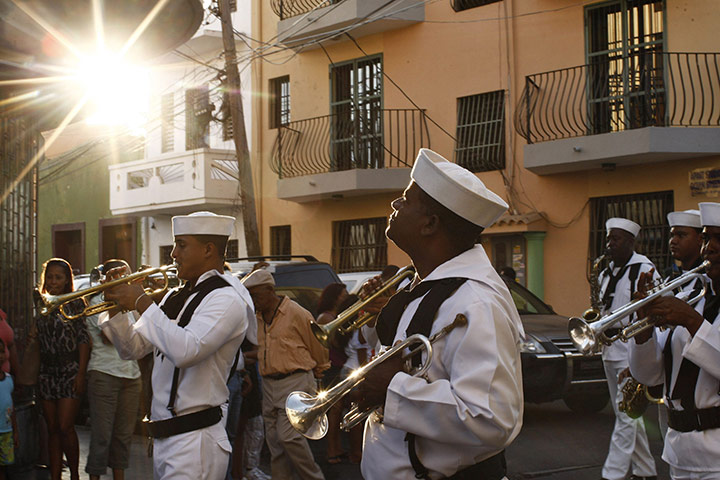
[226,239,238,259]
[586,0,665,134]
[161,93,174,153]
[330,55,383,171]
[269,76,290,129]
[222,91,234,142]
[270,225,291,258]
[451,0,501,12]
[332,217,388,273]
[454,90,505,172]
[159,245,174,266]
[185,86,211,150]
[589,190,674,274]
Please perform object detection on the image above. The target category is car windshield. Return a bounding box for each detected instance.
[503,279,554,315]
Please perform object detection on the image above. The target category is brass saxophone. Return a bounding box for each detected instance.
[619,377,663,419]
[582,254,606,323]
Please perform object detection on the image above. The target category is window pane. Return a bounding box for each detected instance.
[332,217,388,273]
[454,90,505,172]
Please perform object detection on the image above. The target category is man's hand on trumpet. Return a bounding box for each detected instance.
[355,349,405,412]
[103,266,153,315]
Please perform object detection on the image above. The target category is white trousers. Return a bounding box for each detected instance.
[602,360,657,480]
[153,419,232,480]
[670,466,720,480]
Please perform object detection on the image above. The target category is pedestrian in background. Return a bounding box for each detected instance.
[0,338,18,480]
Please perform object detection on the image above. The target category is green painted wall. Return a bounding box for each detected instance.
[38,135,143,274]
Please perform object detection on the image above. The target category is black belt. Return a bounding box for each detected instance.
[143,406,222,438]
[668,406,720,432]
[264,369,307,380]
[446,451,506,480]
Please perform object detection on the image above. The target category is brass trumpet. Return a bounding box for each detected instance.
[286,314,467,439]
[568,261,709,355]
[311,267,416,348]
[36,264,177,320]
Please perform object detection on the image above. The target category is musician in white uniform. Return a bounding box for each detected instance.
[598,218,658,480]
[629,201,720,479]
[358,148,525,479]
[666,210,704,291]
[101,212,252,480]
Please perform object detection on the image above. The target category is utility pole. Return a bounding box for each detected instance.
[217,0,261,256]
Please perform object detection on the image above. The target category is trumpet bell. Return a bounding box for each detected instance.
[568,316,598,356]
[285,391,329,440]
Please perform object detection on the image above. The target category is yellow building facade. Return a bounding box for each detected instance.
[250,0,720,317]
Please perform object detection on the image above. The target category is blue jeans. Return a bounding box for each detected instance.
[225,370,244,480]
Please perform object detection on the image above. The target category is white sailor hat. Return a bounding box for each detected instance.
[667,209,702,228]
[699,202,720,227]
[606,217,641,237]
[410,148,508,228]
[241,269,275,288]
[172,211,235,237]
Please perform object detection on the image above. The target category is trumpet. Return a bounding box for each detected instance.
[36,264,177,321]
[287,314,468,439]
[569,261,709,355]
[311,267,416,348]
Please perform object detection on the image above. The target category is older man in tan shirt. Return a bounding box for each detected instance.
[242,269,328,480]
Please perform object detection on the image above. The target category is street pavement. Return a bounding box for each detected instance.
[28,400,668,480]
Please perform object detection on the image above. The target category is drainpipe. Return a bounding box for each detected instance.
[142,216,151,266]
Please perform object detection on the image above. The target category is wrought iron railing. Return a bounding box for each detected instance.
[516,52,720,144]
[270,0,341,20]
[271,108,431,179]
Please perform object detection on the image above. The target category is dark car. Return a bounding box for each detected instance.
[228,255,343,316]
[505,278,610,413]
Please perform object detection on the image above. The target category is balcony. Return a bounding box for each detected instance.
[516,52,720,175]
[271,108,431,202]
[110,149,239,216]
[272,0,424,51]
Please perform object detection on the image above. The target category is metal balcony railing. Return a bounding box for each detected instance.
[270,0,341,20]
[515,52,720,144]
[271,108,431,179]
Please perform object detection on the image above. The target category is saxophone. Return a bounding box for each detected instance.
[618,377,664,418]
[582,254,606,323]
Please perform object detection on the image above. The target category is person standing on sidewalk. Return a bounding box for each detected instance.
[85,259,142,480]
[101,212,251,480]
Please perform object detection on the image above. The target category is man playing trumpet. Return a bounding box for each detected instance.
[356,149,525,479]
[630,202,720,479]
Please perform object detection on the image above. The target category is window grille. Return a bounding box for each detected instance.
[159,245,173,266]
[332,218,388,273]
[269,76,290,129]
[451,0,501,12]
[270,225,291,258]
[586,0,665,134]
[589,190,674,275]
[330,55,383,171]
[222,92,234,141]
[226,239,239,259]
[185,86,210,150]
[161,93,174,153]
[455,90,505,172]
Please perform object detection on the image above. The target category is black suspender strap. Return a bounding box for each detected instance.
[162,275,231,416]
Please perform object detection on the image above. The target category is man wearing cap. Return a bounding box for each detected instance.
[357,148,524,479]
[666,210,704,291]
[629,202,720,479]
[598,217,658,480]
[241,268,328,480]
[100,211,253,480]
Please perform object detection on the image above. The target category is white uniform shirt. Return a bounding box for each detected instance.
[598,252,658,362]
[99,269,252,422]
[629,281,720,472]
[361,245,525,479]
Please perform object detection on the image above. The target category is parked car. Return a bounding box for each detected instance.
[505,278,609,412]
[338,271,382,294]
[228,255,343,316]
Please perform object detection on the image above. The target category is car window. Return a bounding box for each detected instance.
[503,279,554,315]
[274,266,339,289]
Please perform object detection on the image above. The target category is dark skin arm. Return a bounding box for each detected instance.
[355,347,405,412]
[73,341,90,395]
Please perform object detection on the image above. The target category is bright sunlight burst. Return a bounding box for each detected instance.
[73,52,150,132]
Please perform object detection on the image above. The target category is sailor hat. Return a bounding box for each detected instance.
[699,202,720,227]
[241,269,275,288]
[410,148,508,228]
[606,217,641,237]
[667,209,702,228]
[172,211,235,237]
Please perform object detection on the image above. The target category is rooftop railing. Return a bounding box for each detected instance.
[515,52,720,144]
[271,108,430,179]
[270,0,341,20]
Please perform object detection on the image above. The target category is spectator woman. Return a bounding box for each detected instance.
[315,283,349,464]
[35,258,89,480]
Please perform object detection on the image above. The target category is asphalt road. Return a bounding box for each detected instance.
[28,399,669,480]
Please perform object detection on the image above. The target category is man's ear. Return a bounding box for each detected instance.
[203,241,216,259]
[420,213,440,236]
